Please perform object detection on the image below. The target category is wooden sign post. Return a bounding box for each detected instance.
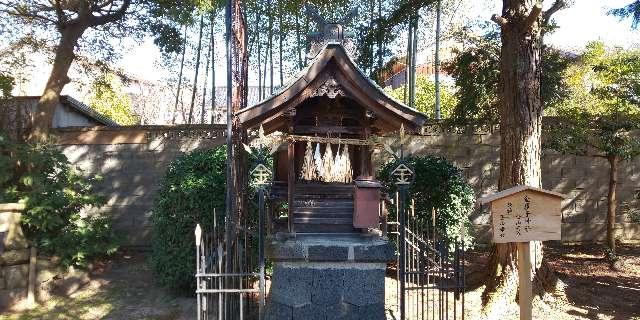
[479,186,567,320]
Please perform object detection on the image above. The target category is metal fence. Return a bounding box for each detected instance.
[387,194,466,320]
[195,201,266,320]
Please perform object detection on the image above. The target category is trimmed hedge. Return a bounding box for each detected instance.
[378,155,475,246]
[150,147,227,293]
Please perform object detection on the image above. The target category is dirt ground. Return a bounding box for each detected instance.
[1,253,195,320]
[2,244,638,320]
[385,243,640,320]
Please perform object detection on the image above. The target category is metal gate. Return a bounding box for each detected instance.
[195,161,270,320]
[388,161,466,320]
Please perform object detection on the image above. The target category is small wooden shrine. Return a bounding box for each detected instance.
[237,28,425,235]
[240,9,427,319]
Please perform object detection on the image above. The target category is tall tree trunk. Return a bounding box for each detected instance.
[230,0,249,251]
[304,14,309,66]
[172,25,188,125]
[210,9,217,124]
[296,13,302,70]
[262,49,268,99]
[188,15,206,124]
[267,0,274,94]
[256,4,263,101]
[403,19,412,104]
[410,16,418,109]
[30,25,86,142]
[606,155,619,257]
[435,0,442,119]
[482,0,561,317]
[376,0,383,76]
[368,0,374,74]
[279,13,284,87]
[201,26,212,124]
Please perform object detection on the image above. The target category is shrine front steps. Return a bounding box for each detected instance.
[292,184,356,233]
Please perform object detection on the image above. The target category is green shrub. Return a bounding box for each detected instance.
[378,155,475,247]
[150,147,227,293]
[0,132,118,267]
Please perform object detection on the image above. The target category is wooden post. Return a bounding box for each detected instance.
[287,141,295,233]
[517,242,532,320]
[479,186,569,320]
[27,246,37,307]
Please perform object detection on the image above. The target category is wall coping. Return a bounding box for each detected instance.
[52,124,227,132]
[0,203,25,212]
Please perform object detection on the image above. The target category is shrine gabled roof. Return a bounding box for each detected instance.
[235,43,427,131]
[478,186,569,205]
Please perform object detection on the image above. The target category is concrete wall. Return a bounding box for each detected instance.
[54,125,640,247]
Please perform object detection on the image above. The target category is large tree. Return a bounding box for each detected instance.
[482,0,569,317]
[0,0,202,142]
[547,42,640,265]
[609,0,640,29]
[443,28,572,124]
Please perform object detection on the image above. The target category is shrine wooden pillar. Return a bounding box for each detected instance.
[286,108,296,233]
[359,127,372,177]
[287,140,295,233]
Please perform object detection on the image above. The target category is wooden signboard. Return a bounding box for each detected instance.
[479,186,568,320]
[481,186,566,243]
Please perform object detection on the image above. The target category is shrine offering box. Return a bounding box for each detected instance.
[353,178,382,228]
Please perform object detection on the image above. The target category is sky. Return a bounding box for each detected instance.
[16,0,640,97]
[119,1,640,86]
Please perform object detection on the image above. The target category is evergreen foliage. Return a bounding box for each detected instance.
[89,73,139,125]
[0,73,14,99]
[150,147,227,293]
[546,42,640,158]
[386,76,457,118]
[378,155,475,246]
[0,132,118,267]
[545,41,640,257]
[608,1,640,29]
[443,30,572,124]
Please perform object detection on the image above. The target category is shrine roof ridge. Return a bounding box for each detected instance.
[235,42,427,131]
[478,185,568,205]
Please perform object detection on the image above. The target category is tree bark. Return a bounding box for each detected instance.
[231,0,249,250]
[606,155,619,256]
[482,0,559,316]
[29,25,85,142]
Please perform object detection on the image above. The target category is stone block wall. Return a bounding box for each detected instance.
[0,203,30,307]
[0,203,89,309]
[54,124,640,246]
[374,126,640,243]
[54,125,226,247]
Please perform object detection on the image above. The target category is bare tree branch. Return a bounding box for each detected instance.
[1,7,57,24]
[88,0,129,27]
[543,0,570,25]
[491,14,508,28]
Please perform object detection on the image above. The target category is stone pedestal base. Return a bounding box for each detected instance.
[265,234,394,320]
